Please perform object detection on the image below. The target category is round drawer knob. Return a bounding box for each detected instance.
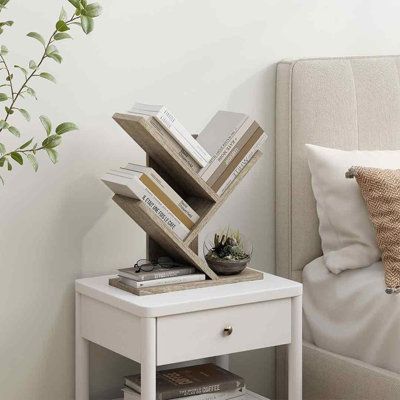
[223,326,233,336]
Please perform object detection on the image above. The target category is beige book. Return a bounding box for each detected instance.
[211,128,264,191]
[207,121,260,186]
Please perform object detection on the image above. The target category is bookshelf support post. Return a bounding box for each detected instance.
[141,317,157,400]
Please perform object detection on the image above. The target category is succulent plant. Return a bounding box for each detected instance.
[207,228,249,261]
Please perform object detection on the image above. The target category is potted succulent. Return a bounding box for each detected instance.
[203,228,252,275]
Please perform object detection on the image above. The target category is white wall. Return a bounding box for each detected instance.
[1,0,400,399]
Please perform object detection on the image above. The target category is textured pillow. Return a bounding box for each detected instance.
[346,166,400,292]
[306,144,400,274]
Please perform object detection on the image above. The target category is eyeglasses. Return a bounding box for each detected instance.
[133,257,187,272]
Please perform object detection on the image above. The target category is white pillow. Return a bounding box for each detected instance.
[306,144,400,274]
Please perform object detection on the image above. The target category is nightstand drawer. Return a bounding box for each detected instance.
[157,298,291,365]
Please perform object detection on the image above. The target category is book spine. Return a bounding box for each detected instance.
[155,113,209,167]
[149,119,201,173]
[212,130,266,192]
[160,379,245,400]
[125,165,199,224]
[130,177,190,240]
[157,107,211,163]
[135,274,205,288]
[146,170,199,222]
[119,267,196,282]
[217,135,267,196]
[206,121,260,186]
[138,174,196,230]
[200,117,253,180]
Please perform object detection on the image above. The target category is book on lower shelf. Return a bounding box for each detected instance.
[122,364,245,400]
[101,163,201,240]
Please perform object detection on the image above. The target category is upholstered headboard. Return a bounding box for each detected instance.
[275,55,400,282]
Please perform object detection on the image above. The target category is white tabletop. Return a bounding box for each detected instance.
[75,273,302,317]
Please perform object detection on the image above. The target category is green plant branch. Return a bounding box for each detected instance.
[0,53,13,100]
[0,14,79,134]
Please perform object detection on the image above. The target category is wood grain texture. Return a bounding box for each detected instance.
[109,267,264,296]
[113,194,219,280]
[113,113,218,201]
[184,151,262,246]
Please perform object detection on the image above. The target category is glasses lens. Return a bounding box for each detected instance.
[135,259,154,272]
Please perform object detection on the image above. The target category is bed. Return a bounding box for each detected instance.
[275,55,400,400]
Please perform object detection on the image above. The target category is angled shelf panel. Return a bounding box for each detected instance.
[184,151,263,246]
[113,194,219,280]
[113,113,218,202]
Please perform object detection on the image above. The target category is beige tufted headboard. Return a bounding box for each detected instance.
[275,55,400,282]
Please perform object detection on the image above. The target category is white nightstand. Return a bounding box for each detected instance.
[75,273,302,400]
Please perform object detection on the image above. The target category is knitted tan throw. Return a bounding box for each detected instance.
[346,166,400,293]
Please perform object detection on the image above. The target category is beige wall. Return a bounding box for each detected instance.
[1,0,400,399]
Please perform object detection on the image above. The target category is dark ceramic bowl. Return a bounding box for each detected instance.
[205,256,251,276]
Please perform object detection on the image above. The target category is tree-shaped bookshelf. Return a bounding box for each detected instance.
[109,113,264,295]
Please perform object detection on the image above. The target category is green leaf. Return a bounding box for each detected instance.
[0,120,9,129]
[29,60,37,69]
[81,15,94,34]
[27,153,38,172]
[0,157,4,167]
[39,115,52,136]
[39,72,56,83]
[14,65,27,77]
[56,122,78,135]
[84,3,102,18]
[11,151,23,165]
[48,53,63,64]
[0,20,13,27]
[5,106,13,114]
[59,7,68,21]
[0,45,8,55]
[18,108,30,121]
[26,87,37,100]
[54,32,72,41]
[46,148,58,164]
[27,32,46,47]
[0,92,8,101]
[20,138,33,150]
[46,44,58,55]
[56,20,70,32]
[5,73,12,81]
[67,0,80,8]
[7,160,12,170]
[8,126,20,137]
[0,142,5,154]
[42,134,62,149]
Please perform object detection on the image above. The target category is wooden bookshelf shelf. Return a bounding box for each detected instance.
[111,111,264,290]
[113,113,218,202]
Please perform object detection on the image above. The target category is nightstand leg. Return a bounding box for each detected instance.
[141,317,157,400]
[288,295,302,400]
[75,293,89,400]
[215,355,230,370]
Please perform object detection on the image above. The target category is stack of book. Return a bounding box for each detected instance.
[117,264,205,289]
[122,363,246,400]
[128,103,211,172]
[197,111,267,195]
[101,163,200,240]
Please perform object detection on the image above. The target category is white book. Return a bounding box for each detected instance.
[120,273,205,288]
[101,173,189,240]
[129,103,211,167]
[122,164,199,227]
[217,134,267,196]
[197,111,249,178]
[199,113,254,181]
[122,387,245,400]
